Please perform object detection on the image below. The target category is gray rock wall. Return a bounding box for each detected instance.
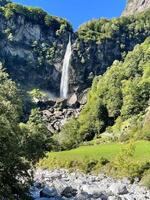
[122,0,150,16]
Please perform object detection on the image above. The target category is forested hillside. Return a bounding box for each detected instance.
[57,37,150,148]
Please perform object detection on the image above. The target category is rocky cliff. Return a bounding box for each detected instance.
[0,2,73,94]
[0,1,150,97]
[122,0,150,16]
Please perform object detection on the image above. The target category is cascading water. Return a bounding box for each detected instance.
[60,36,72,99]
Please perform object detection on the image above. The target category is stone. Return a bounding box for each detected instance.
[82,184,102,195]
[38,100,56,110]
[54,111,63,117]
[61,186,77,198]
[67,93,79,108]
[54,99,67,109]
[99,194,108,200]
[53,122,61,131]
[108,196,122,200]
[43,110,54,117]
[79,91,88,105]
[122,0,150,16]
[30,169,150,200]
[40,187,57,198]
[47,124,55,134]
[109,183,128,195]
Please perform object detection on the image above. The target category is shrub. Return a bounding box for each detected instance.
[140,170,150,189]
[111,140,141,178]
[56,118,80,150]
[142,123,150,140]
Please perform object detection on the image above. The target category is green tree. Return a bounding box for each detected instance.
[0,66,30,199]
[20,108,53,163]
[57,118,80,150]
[77,37,150,141]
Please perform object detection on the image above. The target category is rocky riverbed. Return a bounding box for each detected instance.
[30,169,150,200]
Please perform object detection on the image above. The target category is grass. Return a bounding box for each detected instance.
[38,140,150,174]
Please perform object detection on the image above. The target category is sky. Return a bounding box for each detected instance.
[13,0,126,30]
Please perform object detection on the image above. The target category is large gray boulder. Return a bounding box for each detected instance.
[109,183,128,195]
[67,93,79,108]
[40,187,57,198]
[61,186,77,198]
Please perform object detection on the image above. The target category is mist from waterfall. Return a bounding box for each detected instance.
[60,36,72,99]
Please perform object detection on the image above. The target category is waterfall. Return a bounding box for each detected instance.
[60,36,72,99]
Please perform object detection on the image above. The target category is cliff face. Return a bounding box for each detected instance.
[0,2,150,96]
[122,0,150,16]
[70,10,150,93]
[0,3,73,94]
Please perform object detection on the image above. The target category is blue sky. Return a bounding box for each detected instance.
[13,0,126,30]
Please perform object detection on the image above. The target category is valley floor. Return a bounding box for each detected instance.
[30,169,150,200]
[38,140,150,172]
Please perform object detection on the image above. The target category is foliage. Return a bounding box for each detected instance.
[111,140,139,177]
[55,118,80,150]
[0,2,72,32]
[78,9,150,44]
[140,170,150,189]
[20,108,53,163]
[28,89,48,103]
[0,66,55,198]
[0,66,31,199]
[38,141,150,175]
[77,37,150,140]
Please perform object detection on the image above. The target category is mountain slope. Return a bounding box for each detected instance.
[78,37,150,141]
[122,0,150,16]
[0,1,150,95]
[57,37,150,148]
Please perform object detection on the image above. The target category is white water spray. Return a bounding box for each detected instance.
[60,36,72,99]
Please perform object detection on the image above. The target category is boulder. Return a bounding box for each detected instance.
[108,196,122,200]
[53,121,61,131]
[40,187,57,198]
[82,184,101,195]
[53,110,63,118]
[61,186,77,198]
[99,194,108,200]
[43,110,54,117]
[109,183,128,195]
[52,179,68,195]
[47,124,55,134]
[54,99,67,109]
[67,93,80,108]
[37,100,56,110]
[78,89,88,105]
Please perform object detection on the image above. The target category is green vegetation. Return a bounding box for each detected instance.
[57,37,150,148]
[20,108,54,163]
[140,170,150,189]
[39,141,150,177]
[0,1,72,33]
[28,89,48,103]
[0,65,54,199]
[0,0,150,195]
[78,9,150,43]
[0,65,29,199]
